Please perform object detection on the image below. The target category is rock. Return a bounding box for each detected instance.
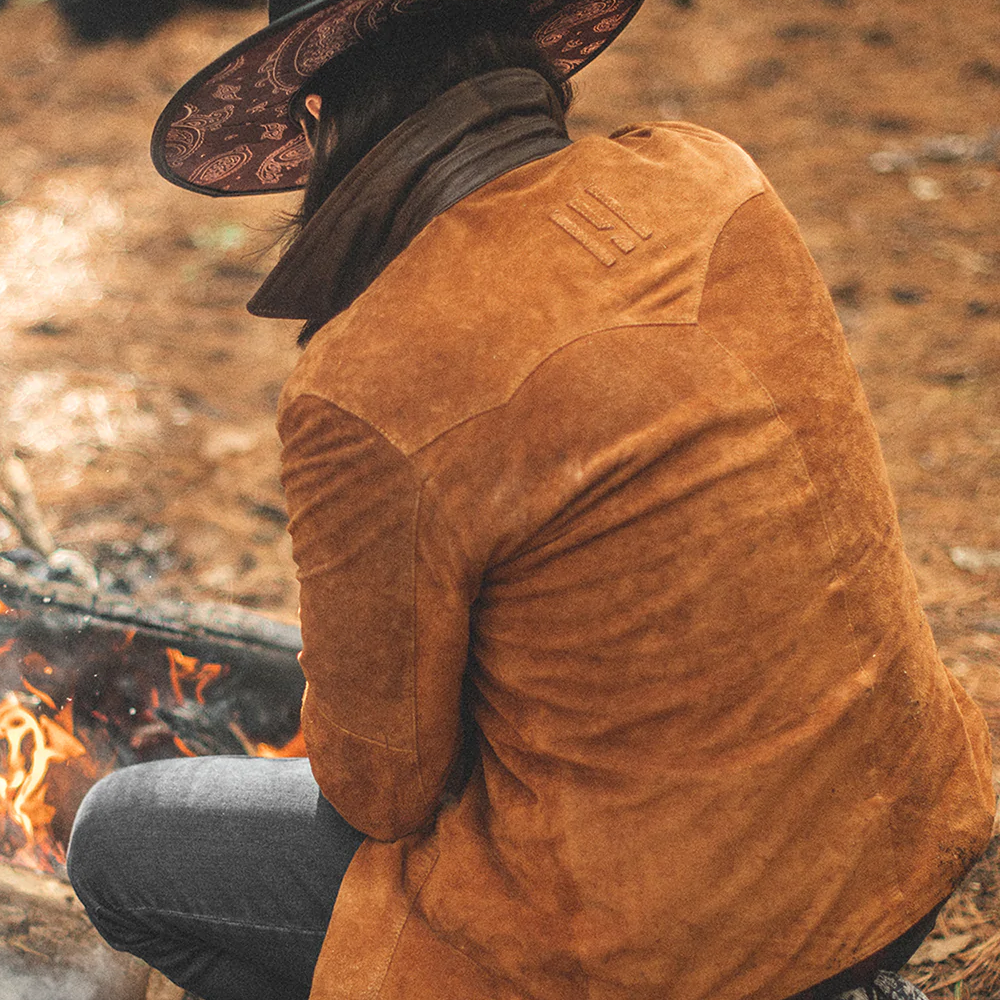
[890,287,928,305]
[23,322,66,337]
[868,149,915,174]
[200,427,258,462]
[46,548,99,591]
[137,526,174,556]
[908,175,944,201]
[949,547,1000,573]
[921,134,978,162]
[869,133,997,178]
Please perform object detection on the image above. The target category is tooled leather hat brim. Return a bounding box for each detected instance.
[150,0,645,197]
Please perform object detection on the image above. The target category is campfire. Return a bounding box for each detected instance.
[0,452,304,998]
[0,449,304,880]
[0,568,304,880]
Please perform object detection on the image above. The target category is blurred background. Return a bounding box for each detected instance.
[0,0,997,991]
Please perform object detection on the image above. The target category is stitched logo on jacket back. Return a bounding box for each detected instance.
[550,186,653,267]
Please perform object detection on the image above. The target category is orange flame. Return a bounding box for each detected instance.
[255,729,308,758]
[23,651,55,675]
[172,734,198,757]
[21,679,56,711]
[0,690,87,868]
[0,629,302,873]
[166,647,224,705]
[114,628,137,652]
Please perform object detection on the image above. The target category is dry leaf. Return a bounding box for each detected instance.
[909,933,976,965]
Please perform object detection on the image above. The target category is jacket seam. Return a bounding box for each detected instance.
[692,187,767,317]
[696,323,868,684]
[281,391,413,466]
[693,192,870,690]
[408,319,695,459]
[285,187,767,460]
[409,483,432,808]
[331,722,419,753]
[308,697,417,753]
[373,850,441,997]
[405,178,760,459]
[286,393,432,795]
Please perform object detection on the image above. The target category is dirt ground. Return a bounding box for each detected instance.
[0,0,998,994]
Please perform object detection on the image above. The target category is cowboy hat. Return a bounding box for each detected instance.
[151,0,644,197]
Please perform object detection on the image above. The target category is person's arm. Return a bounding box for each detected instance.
[278,391,470,841]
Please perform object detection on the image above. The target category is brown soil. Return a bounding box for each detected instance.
[0,0,998,995]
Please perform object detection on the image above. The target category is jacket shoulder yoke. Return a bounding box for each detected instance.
[279,122,768,456]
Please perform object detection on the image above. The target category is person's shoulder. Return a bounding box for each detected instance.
[277,123,772,453]
[564,120,767,233]
[606,120,761,177]
[608,119,751,148]
[617,120,762,191]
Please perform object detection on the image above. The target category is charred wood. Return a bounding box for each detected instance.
[1,560,304,767]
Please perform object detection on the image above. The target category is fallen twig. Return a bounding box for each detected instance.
[0,453,55,558]
[0,451,100,590]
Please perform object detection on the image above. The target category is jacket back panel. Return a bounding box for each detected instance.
[278,123,994,1000]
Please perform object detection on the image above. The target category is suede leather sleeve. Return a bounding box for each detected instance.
[278,392,467,841]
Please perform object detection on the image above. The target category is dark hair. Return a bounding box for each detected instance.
[282,6,573,244]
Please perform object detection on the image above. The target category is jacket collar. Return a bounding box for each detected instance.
[247,68,571,324]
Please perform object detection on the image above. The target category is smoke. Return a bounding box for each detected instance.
[0,938,149,1000]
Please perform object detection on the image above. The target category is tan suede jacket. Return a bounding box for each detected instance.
[276,119,994,1000]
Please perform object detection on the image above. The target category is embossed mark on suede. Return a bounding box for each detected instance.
[549,185,653,266]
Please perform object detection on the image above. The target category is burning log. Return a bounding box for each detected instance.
[0,452,305,877]
[0,560,304,877]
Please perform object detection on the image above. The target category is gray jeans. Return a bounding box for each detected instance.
[66,756,364,1000]
[68,757,941,1000]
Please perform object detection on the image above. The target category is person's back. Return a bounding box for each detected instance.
[278,116,994,1000]
[66,4,994,1000]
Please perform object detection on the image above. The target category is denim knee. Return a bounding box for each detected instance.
[67,765,149,939]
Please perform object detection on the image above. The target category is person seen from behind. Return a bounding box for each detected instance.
[66,2,995,999]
